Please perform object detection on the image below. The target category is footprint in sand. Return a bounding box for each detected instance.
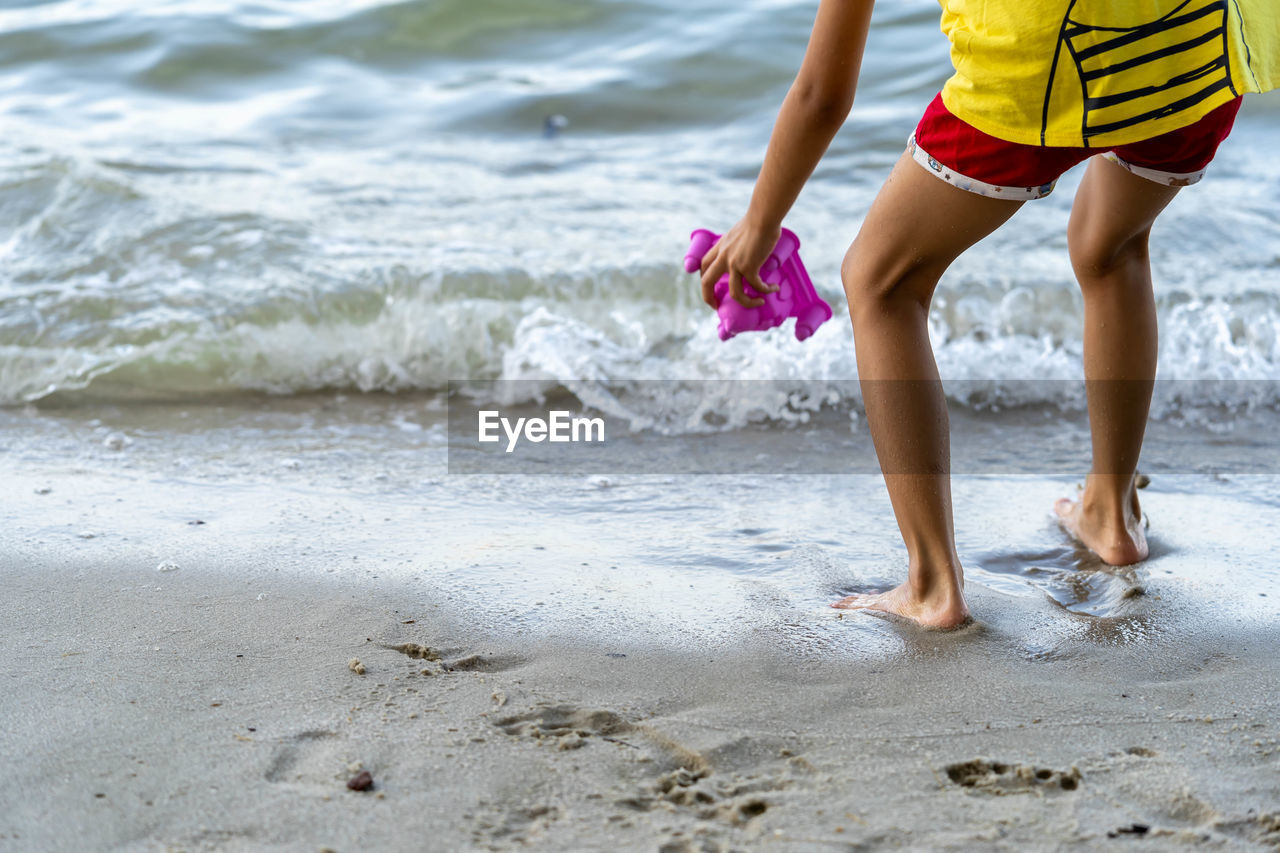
[263,729,340,785]
[381,642,527,673]
[494,705,639,752]
[945,758,1081,794]
[442,652,527,673]
[495,704,726,776]
[1215,811,1280,848]
[494,703,796,838]
[622,766,774,827]
[469,802,562,846]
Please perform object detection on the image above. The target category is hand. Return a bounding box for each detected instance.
[699,219,781,310]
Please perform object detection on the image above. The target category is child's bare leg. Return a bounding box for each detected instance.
[833,153,1023,628]
[1055,156,1180,565]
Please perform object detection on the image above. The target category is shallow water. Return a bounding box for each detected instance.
[3,398,1277,662]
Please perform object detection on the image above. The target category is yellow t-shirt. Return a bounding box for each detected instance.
[938,0,1279,147]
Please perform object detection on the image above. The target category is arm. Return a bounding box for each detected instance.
[700,0,874,309]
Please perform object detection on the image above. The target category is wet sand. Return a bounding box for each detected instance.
[5,557,1280,851]
[3,506,1280,850]
[2,402,1280,850]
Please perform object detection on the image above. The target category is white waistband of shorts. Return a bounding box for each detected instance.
[907,133,1056,200]
[1101,152,1205,187]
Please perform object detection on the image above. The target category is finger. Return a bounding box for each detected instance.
[730,268,764,308]
[701,271,719,309]
[701,257,725,309]
[749,270,778,295]
[698,235,724,275]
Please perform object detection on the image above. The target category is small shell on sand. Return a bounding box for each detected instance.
[348,659,366,675]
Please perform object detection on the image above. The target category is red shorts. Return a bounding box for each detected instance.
[908,93,1242,199]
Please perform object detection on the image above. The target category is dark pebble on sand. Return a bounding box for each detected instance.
[606,653,626,658]
[1108,823,1150,837]
[347,770,374,791]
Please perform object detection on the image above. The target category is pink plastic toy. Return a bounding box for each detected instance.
[684,227,832,341]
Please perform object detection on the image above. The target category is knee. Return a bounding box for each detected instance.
[841,239,935,317]
[1068,222,1151,286]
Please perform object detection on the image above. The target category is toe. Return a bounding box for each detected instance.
[1053,497,1076,519]
[831,593,877,610]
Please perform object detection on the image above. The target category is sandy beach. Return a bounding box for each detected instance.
[3,0,1280,848]
[3,441,1279,852]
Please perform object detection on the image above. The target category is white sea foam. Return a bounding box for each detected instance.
[0,0,1276,434]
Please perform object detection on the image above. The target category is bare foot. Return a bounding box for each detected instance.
[831,582,971,630]
[1054,481,1148,566]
